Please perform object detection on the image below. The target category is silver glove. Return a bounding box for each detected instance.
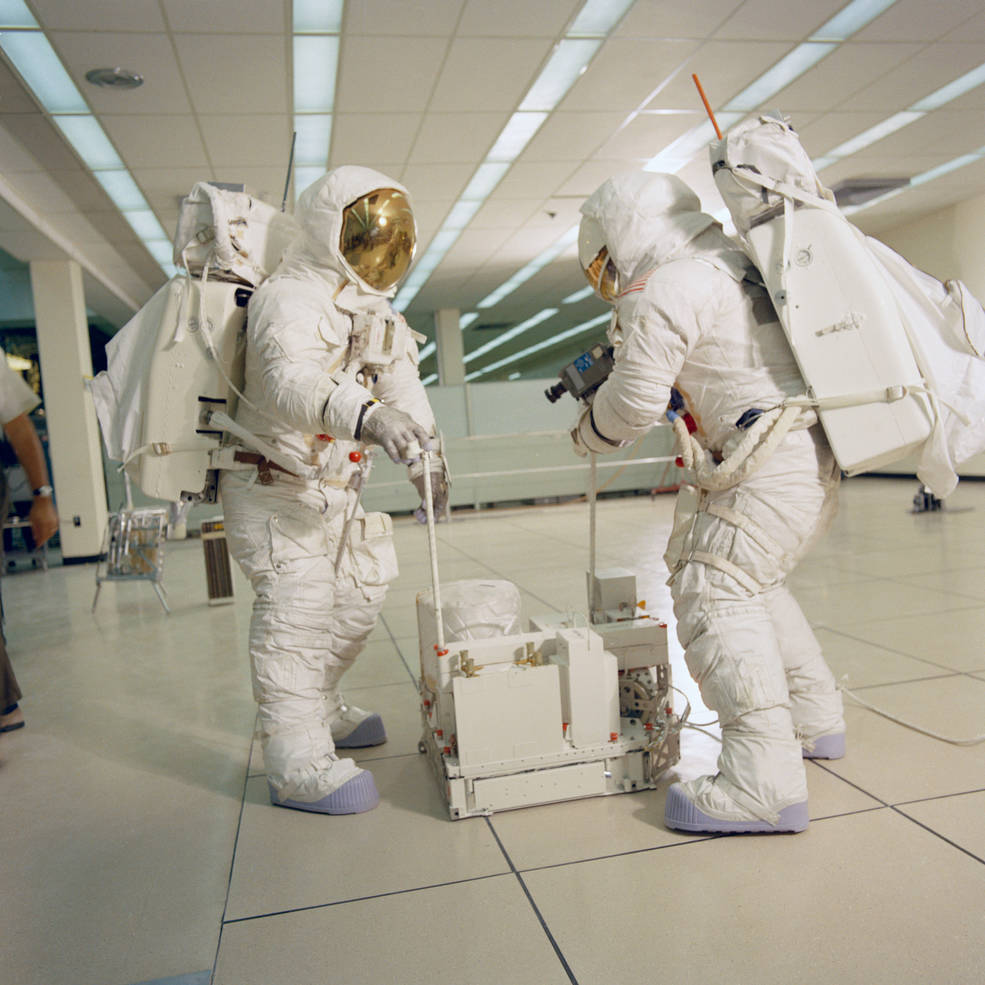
[360,404,433,464]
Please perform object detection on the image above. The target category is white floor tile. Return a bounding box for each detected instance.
[522,809,985,985]
[214,875,573,985]
[225,756,509,921]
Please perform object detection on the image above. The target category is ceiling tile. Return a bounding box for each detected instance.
[345,0,464,37]
[429,39,551,113]
[553,160,641,198]
[766,42,924,114]
[227,168,294,206]
[30,0,165,31]
[407,112,508,165]
[614,0,744,40]
[854,0,985,42]
[0,124,40,173]
[164,0,287,33]
[645,40,792,110]
[330,113,422,166]
[848,110,985,161]
[493,161,579,201]
[50,31,192,115]
[714,0,845,40]
[173,34,287,114]
[101,114,209,169]
[398,162,475,203]
[845,43,985,112]
[795,111,898,158]
[593,112,701,161]
[521,111,628,163]
[457,0,579,37]
[469,198,542,230]
[336,36,448,114]
[198,115,292,169]
[560,39,701,112]
[941,10,985,41]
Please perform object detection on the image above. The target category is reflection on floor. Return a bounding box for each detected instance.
[3,477,984,985]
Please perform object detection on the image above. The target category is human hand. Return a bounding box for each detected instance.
[29,496,58,546]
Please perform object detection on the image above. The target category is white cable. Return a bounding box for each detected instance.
[842,685,985,746]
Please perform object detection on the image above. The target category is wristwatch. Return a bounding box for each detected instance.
[32,485,53,498]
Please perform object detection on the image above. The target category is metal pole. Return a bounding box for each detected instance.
[422,450,445,652]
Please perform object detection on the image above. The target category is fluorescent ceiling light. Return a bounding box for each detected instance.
[810,0,898,41]
[93,170,148,211]
[462,162,511,201]
[51,115,124,170]
[724,42,835,112]
[464,307,558,364]
[0,0,37,27]
[562,285,594,303]
[293,35,339,112]
[644,115,742,172]
[393,0,628,311]
[418,340,436,361]
[910,147,985,187]
[293,166,324,198]
[508,371,521,380]
[293,114,333,164]
[0,31,88,113]
[520,39,600,112]
[122,210,168,241]
[443,199,483,231]
[825,110,923,158]
[568,0,634,36]
[460,312,480,328]
[487,112,549,162]
[811,155,838,172]
[293,0,344,33]
[143,239,177,271]
[478,225,578,308]
[421,373,438,386]
[911,62,985,112]
[467,311,610,380]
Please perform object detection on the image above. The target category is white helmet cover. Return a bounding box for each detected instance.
[295,165,417,297]
[579,172,714,283]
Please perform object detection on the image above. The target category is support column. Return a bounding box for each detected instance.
[433,307,465,385]
[29,260,108,561]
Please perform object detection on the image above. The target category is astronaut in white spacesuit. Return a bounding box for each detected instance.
[220,166,447,815]
[572,172,844,834]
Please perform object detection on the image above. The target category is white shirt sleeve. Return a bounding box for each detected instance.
[0,350,41,425]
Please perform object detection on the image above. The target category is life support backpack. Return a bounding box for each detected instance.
[90,184,299,503]
[710,114,985,498]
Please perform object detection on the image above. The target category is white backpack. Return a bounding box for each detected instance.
[711,114,985,497]
[90,185,299,503]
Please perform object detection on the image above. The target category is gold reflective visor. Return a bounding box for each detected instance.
[584,247,619,303]
[339,188,416,292]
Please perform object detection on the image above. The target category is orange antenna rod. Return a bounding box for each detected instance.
[692,74,722,140]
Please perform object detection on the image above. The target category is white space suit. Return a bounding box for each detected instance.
[220,166,445,815]
[574,172,844,834]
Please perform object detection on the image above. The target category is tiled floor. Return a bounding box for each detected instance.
[2,476,984,985]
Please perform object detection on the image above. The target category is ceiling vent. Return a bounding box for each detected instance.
[829,176,909,208]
